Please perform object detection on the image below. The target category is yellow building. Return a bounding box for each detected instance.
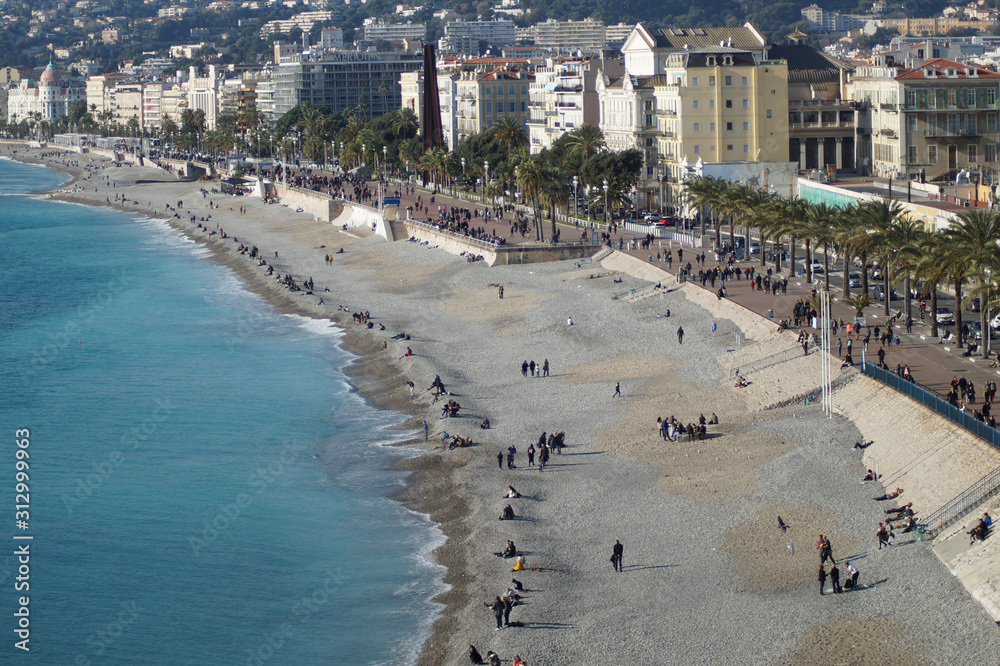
[653,48,790,211]
[879,17,996,36]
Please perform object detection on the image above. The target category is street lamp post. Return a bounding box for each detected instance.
[603,179,609,229]
[484,160,489,204]
[460,158,465,196]
[572,176,578,223]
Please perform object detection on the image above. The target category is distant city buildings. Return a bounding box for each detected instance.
[7,62,85,124]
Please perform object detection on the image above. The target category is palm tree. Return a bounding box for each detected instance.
[391,108,418,139]
[516,156,547,241]
[565,124,605,160]
[684,176,728,248]
[540,166,568,240]
[492,116,527,152]
[914,232,949,339]
[883,217,924,322]
[943,209,1000,354]
[859,199,907,315]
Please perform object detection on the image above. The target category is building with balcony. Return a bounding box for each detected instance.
[363,21,425,43]
[770,34,856,171]
[527,53,623,153]
[524,19,608,55]
[6,61,85,124]
[850,58,1000,180]
[647,48,790,212]
[439,19,516,54]
[273,49,423,119]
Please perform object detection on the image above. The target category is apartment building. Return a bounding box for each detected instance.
[363,21,425,42]
[880,16,996,36]
[272,49,423,118]
[851,57,1000,180]
[649,48,790,211]
[439,19,516,54]
[259,10,342,38]
[527,19,608,55]
[527,53,623,153]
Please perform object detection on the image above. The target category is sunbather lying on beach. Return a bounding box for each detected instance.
[504,486,521,499]
[884,502,912,515]
[873,488,902,501]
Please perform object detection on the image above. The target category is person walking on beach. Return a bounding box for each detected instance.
[829,563,842,593]
[497,450,504,470]
[498,285,504,299]
[677,326,684,344]
[542,359,549,377]
[521,361,528,377]
[423,420,428,440]
[818,564,827,595]
[527,445,535,467]
[611,540,624,572]
[817,535,835,564]
[845,562,859,589]
[529,360,536,377]
[613,382,621,398]
[711,321,717,337]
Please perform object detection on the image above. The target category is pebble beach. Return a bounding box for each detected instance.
[9,143,1000,665]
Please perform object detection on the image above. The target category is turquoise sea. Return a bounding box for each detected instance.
[0,158,444,664]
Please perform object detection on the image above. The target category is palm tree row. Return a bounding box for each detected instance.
[685,176,1000,357]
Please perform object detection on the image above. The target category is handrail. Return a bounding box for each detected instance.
[920,464,1000,536]
[860,360,1000,449]
[730,343,803,378]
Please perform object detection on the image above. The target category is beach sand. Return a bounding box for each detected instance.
[9,143,999,665]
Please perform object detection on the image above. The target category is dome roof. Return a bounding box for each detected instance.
[39,61,59,85]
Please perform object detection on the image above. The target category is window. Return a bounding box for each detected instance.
[694,145,700,154]
[725,75,732,85]
[711,145,716,152]
[742,76,748,85]
[726,144,733,151]
[968,90,976,106]
[521,86,527,95]
[510,102,516,112]
[928,145,938,163]
[987,145,997,162]
[693,122,700,132]
[907,91,916,108]
[710,122,715,131]
[948,114,959,133]
[645,114,653,126]
[948,90,956,107]
[693,100,699,109]
[725,99,733,108]
[726,122,733,130]
[645,137,654,146]
[485,87,492,96]
[966,114,977,134]
[742,99,748,108]
[928,114,937,134]
[743,121,749,130]
[486,101,492,113]
[989,113,998,130]
[766,109,772,118]
[709,99,715,109]
[908,145,917,164]
[989,90,997,106]
[907,115,917,132]
[521,102,526,112]
[509,86,515,96]
[744,144,749,153]
[692,77,699,86]
[969,144,977,162]
[709,76,716,86]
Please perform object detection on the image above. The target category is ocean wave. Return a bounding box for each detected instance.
[283,313,346,340]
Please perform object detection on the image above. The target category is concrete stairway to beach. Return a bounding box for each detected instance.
[932,496,1000,621]
[387,219,408,242]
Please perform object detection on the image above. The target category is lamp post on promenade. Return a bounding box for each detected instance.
[603,179,609,228]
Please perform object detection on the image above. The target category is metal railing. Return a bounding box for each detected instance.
[920,464,1000,536]
[729,344,805,379]
[860,360,1000,449]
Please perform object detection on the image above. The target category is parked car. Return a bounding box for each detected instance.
[970,321,996,340]
[991,312,1000,330]
[809,262,825,275]
[848,272,863,288]
[936,307,955,325]
[749,241,761,255]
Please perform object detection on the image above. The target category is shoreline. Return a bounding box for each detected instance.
[9,143,1000,665]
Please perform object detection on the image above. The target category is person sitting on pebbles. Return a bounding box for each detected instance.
[499,505,515,521]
